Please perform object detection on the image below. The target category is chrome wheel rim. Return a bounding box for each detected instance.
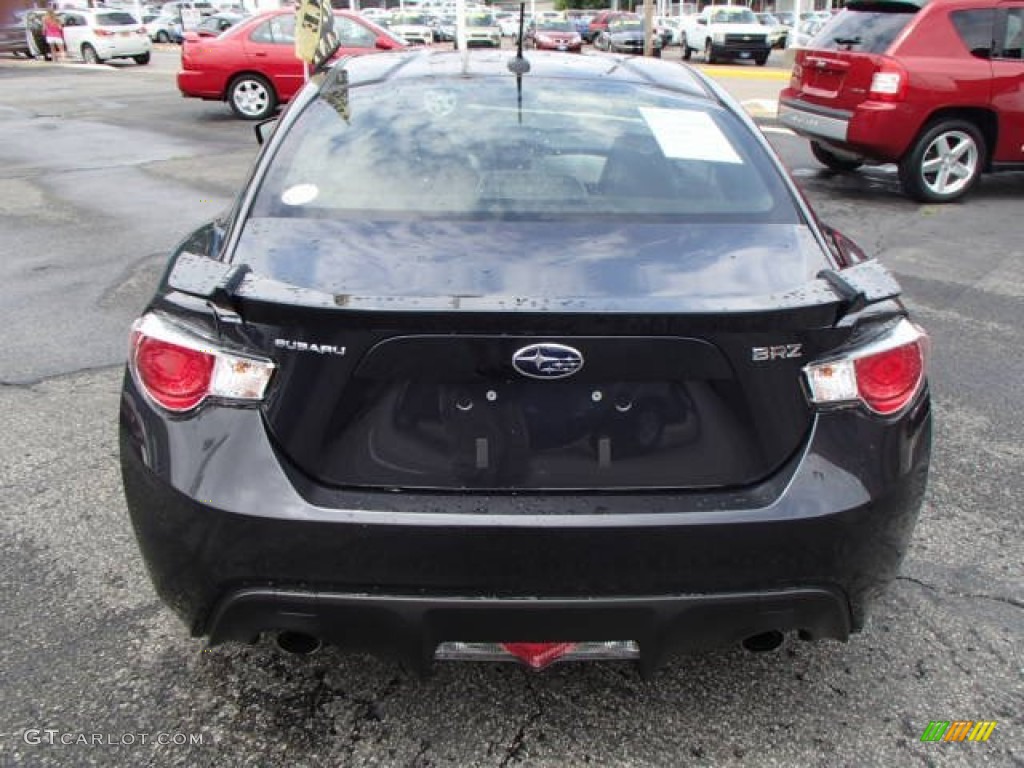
[233,80,269,118]
[920,130,978,198]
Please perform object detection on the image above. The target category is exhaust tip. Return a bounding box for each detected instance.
[741,630,785,653]
[275,631,322,656]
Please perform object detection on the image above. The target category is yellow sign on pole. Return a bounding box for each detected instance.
[295,0,339,71]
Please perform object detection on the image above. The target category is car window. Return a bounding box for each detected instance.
[809,6,919,53]
[950,8,995,58]
[247,75,797,239]
[335,16,377,47]
[711,9,758,24]
[997,8,1023,59]
[250,14,294,44]
[96,12,137,26]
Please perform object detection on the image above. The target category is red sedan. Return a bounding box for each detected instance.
[526,19,583,52]
[178,9,408,120]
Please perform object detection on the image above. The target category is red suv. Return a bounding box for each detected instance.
[779,0,1024,203]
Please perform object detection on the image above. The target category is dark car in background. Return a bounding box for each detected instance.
[123,49,931,674]
[0,8,46,58]
[594,16,663,56]
[193,11,248,37]
[780,0,1024,203]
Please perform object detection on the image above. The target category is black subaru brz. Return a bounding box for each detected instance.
[120,50,931,674]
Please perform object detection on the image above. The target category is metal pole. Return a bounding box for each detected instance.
[643,0,653,55]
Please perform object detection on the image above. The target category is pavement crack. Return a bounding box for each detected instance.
[1,362,124,389]
[498,676,544,767]
[896,575,1024,610]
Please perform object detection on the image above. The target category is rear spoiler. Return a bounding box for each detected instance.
[844,0,928,12]
[166,252,901,318]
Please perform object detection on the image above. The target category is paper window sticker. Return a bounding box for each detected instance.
[638,107,743,164]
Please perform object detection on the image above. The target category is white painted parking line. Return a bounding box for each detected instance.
[761,126,795,136]
[740,98,779,120]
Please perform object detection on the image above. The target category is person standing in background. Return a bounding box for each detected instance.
[43,9,65,62]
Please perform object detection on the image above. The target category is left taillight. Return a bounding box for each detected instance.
[129,313,274,413]
[803,318,928,416]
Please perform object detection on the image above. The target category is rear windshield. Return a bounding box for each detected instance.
[248,74,797,223]
[809,5,920,53]
[97,12,138,26]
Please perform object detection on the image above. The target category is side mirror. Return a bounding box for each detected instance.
[254,117,277,146]
[375,35,393,49]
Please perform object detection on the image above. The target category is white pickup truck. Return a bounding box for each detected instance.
[681,5,772,65]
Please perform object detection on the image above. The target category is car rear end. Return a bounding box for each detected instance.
[779,0,967,163]
[90,10,151,58]
[121,53,930,673]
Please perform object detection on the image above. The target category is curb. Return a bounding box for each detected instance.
[695,64,791,81]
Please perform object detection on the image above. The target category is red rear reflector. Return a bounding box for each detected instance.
[135,336,214,412]
[501,642,578,670]
[854,342,923,415]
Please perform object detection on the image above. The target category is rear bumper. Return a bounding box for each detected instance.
[778,93,921,161]
[208,587,850,675]
[120,375,931,669]
[177,69,225,100]
[710,42,770,59]
[93,37,151,58]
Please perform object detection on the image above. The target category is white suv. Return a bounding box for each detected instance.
[59,9,152,64]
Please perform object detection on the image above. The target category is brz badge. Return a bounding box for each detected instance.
[512,343,584,380]
[752,344,803,362]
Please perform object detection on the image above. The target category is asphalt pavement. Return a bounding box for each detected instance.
[0,48,1021,768]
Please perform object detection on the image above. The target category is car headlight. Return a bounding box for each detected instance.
[712,31,726,43]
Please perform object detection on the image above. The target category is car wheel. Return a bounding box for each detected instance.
[156,30,169,43]
[228,74,277,121]
[755,53,768,66]
[810,141,863,172]
[134,52,150,65]
[681,35,692,60]
[704,39,716,63]
[81,44,102,64]
[898,119,985,203]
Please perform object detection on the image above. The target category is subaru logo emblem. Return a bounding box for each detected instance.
[512,343,584,380]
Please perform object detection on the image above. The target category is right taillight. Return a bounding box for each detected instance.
[804,318,928,416]
[868,58,909,102]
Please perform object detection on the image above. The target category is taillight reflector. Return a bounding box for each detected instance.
[854,343,923,415]
[869,59,908,101]
[135,336,214,411]
[804,319,927,416]
[129,313,274,413]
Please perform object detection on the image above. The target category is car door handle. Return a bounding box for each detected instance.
[253,51,267,57]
